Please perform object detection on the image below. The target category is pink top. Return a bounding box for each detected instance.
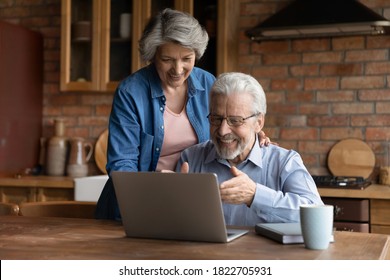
[156,106,197,171]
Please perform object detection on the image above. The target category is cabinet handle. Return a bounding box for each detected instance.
[334,205,343,217]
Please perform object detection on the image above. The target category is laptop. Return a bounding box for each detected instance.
[112,171,248,243]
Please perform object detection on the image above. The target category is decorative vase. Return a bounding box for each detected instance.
[46,119,68,176]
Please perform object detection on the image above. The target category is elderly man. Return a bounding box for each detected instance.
[176,72,323,226]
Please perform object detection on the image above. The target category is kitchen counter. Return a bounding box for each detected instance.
[0,174,74,204]
[319,184,390,234]
[318,184,390,199]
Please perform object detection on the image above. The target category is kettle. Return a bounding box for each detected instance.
[66,137,93,177]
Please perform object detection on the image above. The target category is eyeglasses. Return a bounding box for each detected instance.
[207,113,261,127]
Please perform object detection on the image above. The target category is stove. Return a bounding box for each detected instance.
[311,175,371,190]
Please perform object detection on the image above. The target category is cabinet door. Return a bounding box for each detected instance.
[193,0,239,76]
[61,0,101,91]
[100,0,133,92]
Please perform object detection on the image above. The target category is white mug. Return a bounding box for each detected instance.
[119,13,131,38]
[300,204,334,250]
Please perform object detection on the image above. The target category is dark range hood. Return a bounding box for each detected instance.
[246,0,390,41]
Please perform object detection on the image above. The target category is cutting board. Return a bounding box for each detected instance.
[327,138,375,179]
[94,129,108,174]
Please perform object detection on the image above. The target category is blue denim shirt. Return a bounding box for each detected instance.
[96,64,215,219]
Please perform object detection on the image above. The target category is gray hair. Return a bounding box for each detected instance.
[210,72,267,115]
[139,8,209,62]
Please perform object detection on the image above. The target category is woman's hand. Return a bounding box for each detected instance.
[258,130,277,147]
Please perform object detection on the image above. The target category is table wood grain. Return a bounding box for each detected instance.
[0,216,389,260]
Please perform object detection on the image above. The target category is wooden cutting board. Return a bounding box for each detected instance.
[327,138,375,179]
[94,129,108,174]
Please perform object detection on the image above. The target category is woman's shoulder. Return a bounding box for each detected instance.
[116,65,160,94]
[191,67,216,80]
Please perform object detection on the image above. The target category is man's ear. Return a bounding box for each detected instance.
[255,114,264,133]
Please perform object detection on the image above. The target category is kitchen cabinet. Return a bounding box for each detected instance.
[0,21,43,173]
[60,0,239,92]
[0,175,74,205]
[319,184,390,234]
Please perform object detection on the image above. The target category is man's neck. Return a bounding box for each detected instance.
[227,135,258,166]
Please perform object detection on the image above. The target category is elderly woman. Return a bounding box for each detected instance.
[96,9,269,220]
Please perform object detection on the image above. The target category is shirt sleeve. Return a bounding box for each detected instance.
[250,152,323,223]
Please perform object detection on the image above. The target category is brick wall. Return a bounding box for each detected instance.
[240,0,390,178]
[0,0,111,175]
[1,0,390,178]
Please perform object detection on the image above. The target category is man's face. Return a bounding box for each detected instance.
[154,42,196,90]
[209,92,263,164]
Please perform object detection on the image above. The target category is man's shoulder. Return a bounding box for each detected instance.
[263,144,302,161]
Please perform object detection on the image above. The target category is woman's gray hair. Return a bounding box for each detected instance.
[139,8,209,62]
[210,72,267,115]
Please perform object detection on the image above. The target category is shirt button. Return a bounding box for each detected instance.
[156,147,160,152]
[161,125,164,130]
[160,107,163,111]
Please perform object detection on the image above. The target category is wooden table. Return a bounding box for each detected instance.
[0,216,389,260]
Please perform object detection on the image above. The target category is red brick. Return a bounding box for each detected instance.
[367,36,390,48]
[317,90,355,102]
[292,38,330,52]
[298,141,335,154]
[286,91,315,103]
[280,128,318,140]
[63,106,92,116]
[303,52,342,63]
[263,53,301,65]
[331,36,365,50]
[48,94,78,106]
[320,63,363,76]
[366,62,390,75]
[366,127,390,141]
[79,117,109,126]
[376,102,390,114]
[271,78,302,91]
[359,89,390,101]
[267,103,298,115]
[307,116,349,127]
[320,128,363,140]
[352,115,390,126]
[332,103,373,114]
[251,40,290,54]
[290,65,319,77]
[299,104,329,115]
[264,91,284,104]
[96,105,112,116]
[252,66,288,78]
[345,49,388,62]
[304,77,338,90]
[239,55,262,65]
[341,76,385,89]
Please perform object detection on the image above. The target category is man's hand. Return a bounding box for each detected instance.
[180,162,189,173]
[219,166,256,206]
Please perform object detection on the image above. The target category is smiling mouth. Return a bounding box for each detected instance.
[169,73,184,80]
[218,138,238,147]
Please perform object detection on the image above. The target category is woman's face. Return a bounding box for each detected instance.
[155,42,196,90]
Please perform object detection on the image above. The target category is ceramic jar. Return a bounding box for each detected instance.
[46,119,68,176]
[66,137,93,178]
